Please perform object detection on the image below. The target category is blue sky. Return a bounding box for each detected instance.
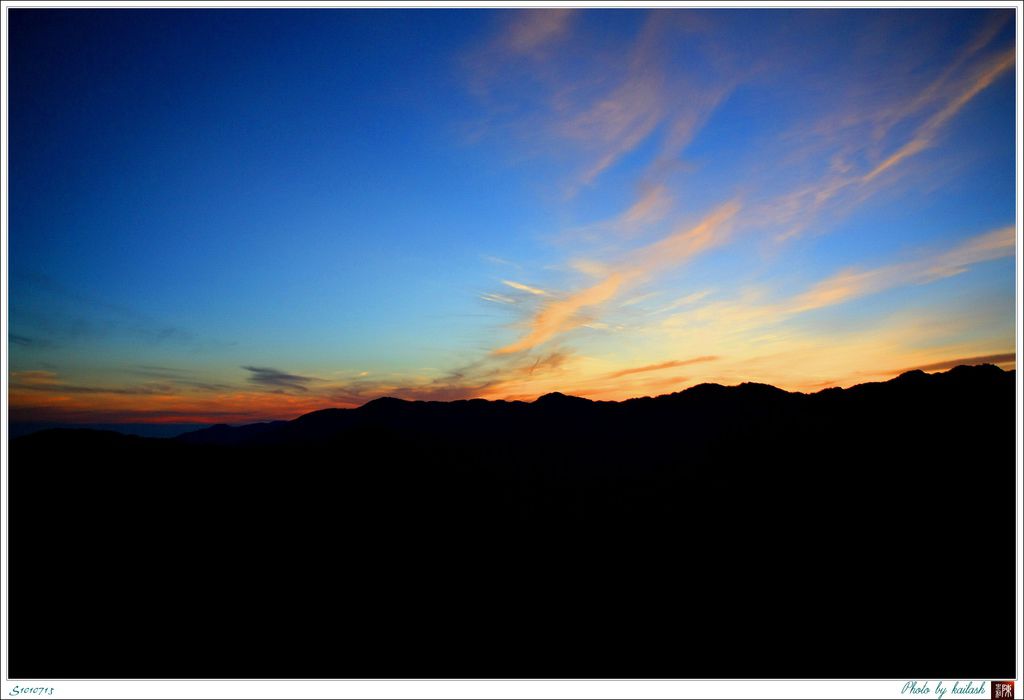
[7,8,1018,423]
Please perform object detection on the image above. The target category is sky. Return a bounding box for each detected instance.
[6,7,1019,425]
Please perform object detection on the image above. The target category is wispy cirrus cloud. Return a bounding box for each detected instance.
[647,224,1015,358]
[565,73,666,189]
[619,184,673,231]
[494,199,741,354]
[467,10,737,195]
[605,355,718,379]
[864,12,1012,145]
[496,273,627,354]
[861,47,1015,184]
[463,11,1014,404]
[502,280,549,296]
[763,21,1015,243]
[480,292,518,305]
[789,225,1015,313]
[502,9,576,56]
[561,182,677,246]
[472,13,1012,368]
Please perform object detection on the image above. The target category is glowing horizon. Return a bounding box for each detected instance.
[7,8,1018,425]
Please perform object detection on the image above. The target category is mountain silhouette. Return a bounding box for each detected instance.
[8,364,1016,680]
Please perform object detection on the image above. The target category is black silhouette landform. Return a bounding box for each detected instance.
[9,364,1016,679]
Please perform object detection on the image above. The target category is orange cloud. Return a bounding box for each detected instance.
[863,48,1015,183]
[604,355,718,379]
[468,10,734,196]
[495,273,626,354]
[762,29,1014,245]
[9,386,341,425]
[494,199,741,354]
[11,370,59,386]
[866,14,1011,143]
[790,225,1015,312]
[636,199,741,271]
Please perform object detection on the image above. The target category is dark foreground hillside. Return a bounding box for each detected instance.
[9,364,1017,679]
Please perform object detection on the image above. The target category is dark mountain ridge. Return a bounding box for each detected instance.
[165,363,1011,448]
[8,364,1017,680]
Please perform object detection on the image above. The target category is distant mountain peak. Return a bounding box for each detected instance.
[360,396,408,409]
[534,392,591,404]
[946,362,1005,376]
[894,363,1006,384]
[736,381,791,395]
[894,369,928,382]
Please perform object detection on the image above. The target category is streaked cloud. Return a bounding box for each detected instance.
[895,352,1016,374]
[566,183,676,244]
[652,225,1012,345]
[11,367,232,397]
[494,199,741,354]
[605,355,718,379]
[865,13,1012,144]
[480,292,518,305]
[501,280,549,296]
[467,10,736,194]
[755,19,1014,245]
[633,200,740,272]
[482,255,521,269]
[862,48,1015,183]
[502,9,575,56]
[620,184,673,229]
[496,273,626,354]
[242,366,316,393]
[568,74,666,188]
[10,334,41,347]
[789,225,1015,313]
[11,370,60,386]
